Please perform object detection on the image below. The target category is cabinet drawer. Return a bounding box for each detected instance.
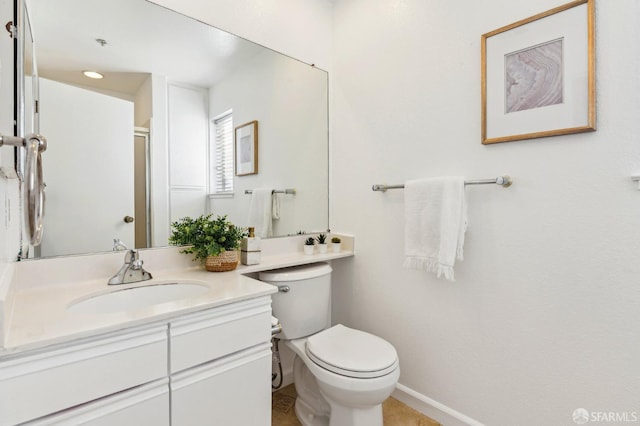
[169,296,271,373]
[171,343,271,426]
[0,324,167,426]
[25,378,170,426]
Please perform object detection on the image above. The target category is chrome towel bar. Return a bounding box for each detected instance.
[245,188,296,194]
[372,175,512,192]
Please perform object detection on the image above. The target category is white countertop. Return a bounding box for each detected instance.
[0,234,354,355]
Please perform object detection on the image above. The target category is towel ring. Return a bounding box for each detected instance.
[23,135,47,245]
[0,133,47,246]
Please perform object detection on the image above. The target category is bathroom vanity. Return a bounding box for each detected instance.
[0,235,353,425]
[1,296,272,426]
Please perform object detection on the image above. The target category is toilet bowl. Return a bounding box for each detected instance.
[260,263,400,426]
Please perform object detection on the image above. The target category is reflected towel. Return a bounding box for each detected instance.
[403,177,467,281]
[272,192,280,220]
[249,188,273,238]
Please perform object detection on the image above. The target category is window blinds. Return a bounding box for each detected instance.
[212,112,234,194]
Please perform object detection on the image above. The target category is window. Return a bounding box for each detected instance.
[210,111,234,195]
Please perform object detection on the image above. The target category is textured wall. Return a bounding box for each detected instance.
[330,0,640,424]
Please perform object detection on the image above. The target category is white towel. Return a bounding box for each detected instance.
[249,188,273,238]
[271,192,280,220]
[403,177,467,281]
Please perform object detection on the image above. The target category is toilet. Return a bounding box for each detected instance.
[260,262,400,426]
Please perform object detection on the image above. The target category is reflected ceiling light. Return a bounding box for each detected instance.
[83,71,104,79]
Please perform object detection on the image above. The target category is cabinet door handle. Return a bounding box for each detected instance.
[124,216,135,223]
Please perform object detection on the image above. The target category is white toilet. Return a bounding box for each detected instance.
[260,262,400,426]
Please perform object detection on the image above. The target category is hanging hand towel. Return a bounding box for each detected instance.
[249,188,273,238]
[272,192,280,220]
[403,176,467,281]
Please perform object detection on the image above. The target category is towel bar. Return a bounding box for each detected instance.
[372,176,512,192]
[245,188,296,194]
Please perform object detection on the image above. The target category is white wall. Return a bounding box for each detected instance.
[148,74,170,247]
[208,50,328,235]
[331,1,640,425]
[134,76,152,128]
[168,83,208,223]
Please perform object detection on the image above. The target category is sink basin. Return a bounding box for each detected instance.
[68,282,210,314]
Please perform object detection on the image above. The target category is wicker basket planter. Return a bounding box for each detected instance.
[205,250,239,272]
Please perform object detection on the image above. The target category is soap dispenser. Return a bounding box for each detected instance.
[241,227,261,265]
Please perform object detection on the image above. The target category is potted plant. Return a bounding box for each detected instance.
[331,236,342,253]
[316,233,328,254]
[303,237,315,255]
[169,214,247,271]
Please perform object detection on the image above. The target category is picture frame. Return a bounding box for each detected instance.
[235,120,258,176]
[481,0,595,144]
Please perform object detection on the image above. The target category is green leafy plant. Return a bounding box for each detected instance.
[316,233,327,244]
[331,236,341,244]
[169,214,247,262]
[304,237,315,246]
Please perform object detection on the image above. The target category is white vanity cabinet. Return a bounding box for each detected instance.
[0,324,168,426]
[0,295,273,426]
[169,296,273,426]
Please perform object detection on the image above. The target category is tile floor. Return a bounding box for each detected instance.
[272,384,441,426]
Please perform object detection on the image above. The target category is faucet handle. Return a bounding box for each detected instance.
[125,249,139,264]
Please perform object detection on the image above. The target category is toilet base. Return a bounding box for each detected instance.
[295,397,329,426]
[321,392,384,426]
[292,354,330,426]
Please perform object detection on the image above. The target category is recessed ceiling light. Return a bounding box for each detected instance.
[83,71,104,79]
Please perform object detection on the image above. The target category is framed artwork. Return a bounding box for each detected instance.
[235,120,258,176]
[481,0,595,144]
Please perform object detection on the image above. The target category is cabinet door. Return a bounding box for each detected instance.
[25,379,170,426]
[171,343,272,426]
[0,324,167,426]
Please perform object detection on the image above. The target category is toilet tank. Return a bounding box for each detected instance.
[259,262,332,340]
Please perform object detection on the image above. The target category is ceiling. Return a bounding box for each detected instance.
[27,0,267,95]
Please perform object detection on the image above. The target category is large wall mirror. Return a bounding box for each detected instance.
[22,0,329,259]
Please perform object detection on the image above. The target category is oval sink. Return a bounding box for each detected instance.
[68,282,210,315]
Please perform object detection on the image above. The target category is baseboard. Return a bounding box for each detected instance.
[392,383,485,426]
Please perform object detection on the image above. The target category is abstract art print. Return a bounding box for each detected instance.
[505,38,563,114]
[235,120,258,176]
[481,0,595,144]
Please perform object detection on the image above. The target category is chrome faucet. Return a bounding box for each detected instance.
[113,238,128,251]
[108,249,152,285]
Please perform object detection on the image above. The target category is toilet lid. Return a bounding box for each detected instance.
[305,324,398,379]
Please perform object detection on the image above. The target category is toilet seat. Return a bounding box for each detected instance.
[305,324,398,379]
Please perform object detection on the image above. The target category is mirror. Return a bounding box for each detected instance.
[24,0,329,259]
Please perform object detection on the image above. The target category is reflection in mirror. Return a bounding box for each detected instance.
[25,0,329,259]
